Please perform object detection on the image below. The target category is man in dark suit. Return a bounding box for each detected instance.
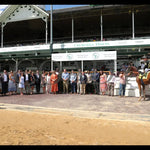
[34,70,41,94]
[1,70,9,96]
[24,70,31,95]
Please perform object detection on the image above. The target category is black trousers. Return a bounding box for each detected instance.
[86,83,93,94]
[2,82,8,94]
[93,81,99,94]
[35,82,40,93]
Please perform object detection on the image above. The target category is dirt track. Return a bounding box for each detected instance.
[0,109,150,145]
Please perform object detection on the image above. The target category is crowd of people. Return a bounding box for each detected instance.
[0,68,127,97]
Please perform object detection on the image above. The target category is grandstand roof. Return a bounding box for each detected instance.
[0,5,49,25]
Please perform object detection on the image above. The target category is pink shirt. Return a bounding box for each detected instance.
[119,74,126,84]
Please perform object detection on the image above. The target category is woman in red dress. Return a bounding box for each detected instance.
[50,71,58,94]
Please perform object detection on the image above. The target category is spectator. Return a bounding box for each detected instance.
[121,64,127,72]
[8,70,16,95]
[24,70,31,95]
[18,71,25,96]
[34,70,41,94]
[61,69,69,94]
[119,71,126,97]
[55,68,61,93]
[16,70,21,94]
[77,69,82,94]
[50,70,58,94]
[100,71,107,95]
[1,70,9,96]
[107,71,116,96]
[92,69,100,94]
[46,71,51,94]
[30,71,35,95]
[85,70,93,94]
[70,70,77,94]
[80,71,87,95]
[41,70,47,94]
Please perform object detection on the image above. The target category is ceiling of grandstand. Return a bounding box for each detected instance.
[1,5,150,46]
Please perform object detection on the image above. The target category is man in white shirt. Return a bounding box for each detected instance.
[85,70,93,94]
[1,70,9,96]
[107,71,116,96]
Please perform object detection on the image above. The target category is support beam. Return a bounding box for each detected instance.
[16,59,18,72]
[132,10,135,39]
[81,60,83,72]
[72,18,74,42]
[50,5,53,48]
[114,59,117,75]
[60,61,62,72]
[50,5,53,71]
[51,59,53,71]
[100,11,103,41]
[1,24,3,48]
[45,17,48,44]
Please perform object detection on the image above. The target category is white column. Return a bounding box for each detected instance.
[81,60,83,72]
[132,11,135,39]
[114,59,117,75]
[60,61,62,72]
[51,59,53,71]
[72,18,74,42]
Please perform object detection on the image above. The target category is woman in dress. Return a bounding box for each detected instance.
[30,71,35,95]
[46,71,51,94]
[100,71,107,95]
[8,71,16,95]
[50,70,58,94]
[19,72,25,96]
[41,70,46,94]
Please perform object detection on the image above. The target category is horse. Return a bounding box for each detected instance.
[136,71,150,101]
[125,66,150,101]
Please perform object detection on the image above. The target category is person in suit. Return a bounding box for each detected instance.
[24,70,31,95]
[1,70,9,96]
[34,70,41,94]
[80,71,87,95]
[15,70,21,94]
[92,69,100,94]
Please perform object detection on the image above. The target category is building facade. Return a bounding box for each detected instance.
[0,5,150,72]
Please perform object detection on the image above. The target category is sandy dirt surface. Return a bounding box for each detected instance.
[0,109,150,145]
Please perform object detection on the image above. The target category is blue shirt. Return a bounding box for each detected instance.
[92,72,100,82]
[62,72,69,80]
[70,73,77,83]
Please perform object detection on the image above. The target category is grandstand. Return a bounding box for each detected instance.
[0,5,150,72]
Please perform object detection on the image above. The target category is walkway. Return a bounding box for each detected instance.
[0,94,150,122]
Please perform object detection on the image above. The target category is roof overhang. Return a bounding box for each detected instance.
[0,5,49,27]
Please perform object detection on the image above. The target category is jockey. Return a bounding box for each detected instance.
[139,56,149,85]
[140,56,149,73]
